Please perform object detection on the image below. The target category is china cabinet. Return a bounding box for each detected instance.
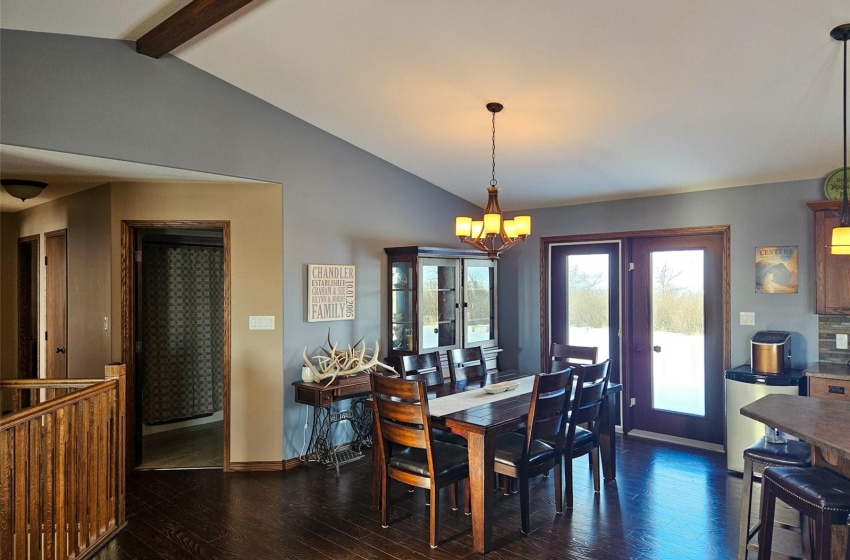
[808,201,850,314]
[384,246,500,371]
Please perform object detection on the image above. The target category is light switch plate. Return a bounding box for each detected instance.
[838,333,848,350]
[249,316,275,330]
[739,312,756,326]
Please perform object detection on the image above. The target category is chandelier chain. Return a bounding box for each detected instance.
[490,109,497,187]
[843,34,849,226]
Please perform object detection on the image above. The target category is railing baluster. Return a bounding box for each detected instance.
[56,406,68,560]
[0,429,13,559]
[14,424,28,560]
[43,412,55,560]
[27,418,41,559]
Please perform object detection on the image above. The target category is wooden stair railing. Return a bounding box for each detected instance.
[0,364,126,560]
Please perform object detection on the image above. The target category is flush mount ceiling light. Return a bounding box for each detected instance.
[455,102,531,260]
[1,179,48,202]
[830,23,850,255]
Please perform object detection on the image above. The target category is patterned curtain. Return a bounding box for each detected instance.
[141,244,224,424]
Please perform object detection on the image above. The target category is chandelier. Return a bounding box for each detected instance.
[455,102,531,260]
[831,23,850,255]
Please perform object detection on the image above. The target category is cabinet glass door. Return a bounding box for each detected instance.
[419,259,458,351]
[464,260,496,346]
[390,261,414,351]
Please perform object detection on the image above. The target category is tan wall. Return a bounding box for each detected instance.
[109,181,283,463]
[1,185,112,379]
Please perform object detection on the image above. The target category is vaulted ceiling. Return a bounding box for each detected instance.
[2,1,850,210]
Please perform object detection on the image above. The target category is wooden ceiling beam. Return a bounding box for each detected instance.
[137,0,258,59]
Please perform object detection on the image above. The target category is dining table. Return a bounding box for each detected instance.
[372,369,621,554]
[740,393,850,560]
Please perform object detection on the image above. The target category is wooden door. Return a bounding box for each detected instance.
[45,229,68,378]
[629,233,725,444]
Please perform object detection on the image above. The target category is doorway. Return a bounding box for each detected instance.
[121,221,231,471]
[543,226,729,445]
[17,235,39,389]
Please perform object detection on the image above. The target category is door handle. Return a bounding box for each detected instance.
[653,345,662,353]
[55,347,66,354]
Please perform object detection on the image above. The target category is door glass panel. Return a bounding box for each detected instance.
[650,250,705,416]
[390,261,414,351]
[421,262,457,350]
[567,254,610,361]
[465,261,495,344]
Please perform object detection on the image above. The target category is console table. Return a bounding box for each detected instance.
[292,373,373,475]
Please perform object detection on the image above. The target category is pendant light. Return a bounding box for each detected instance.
[1,179,47,202]
[830,24,850,255]
[455,102,531,260]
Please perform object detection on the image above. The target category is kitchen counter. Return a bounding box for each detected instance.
[805,361,850,380]
[741,393,850,559]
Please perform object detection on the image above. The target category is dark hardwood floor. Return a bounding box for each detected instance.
[93,434,747,559]
[140,421,224,469]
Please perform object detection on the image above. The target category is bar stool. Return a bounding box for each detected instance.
[758,466,850,560]
[738,437,812,560]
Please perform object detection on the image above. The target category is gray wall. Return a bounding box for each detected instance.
[498,179,822,374]
[2,30,826,459]
[1,30,480,460]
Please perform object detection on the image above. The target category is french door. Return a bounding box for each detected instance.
[548,242,620,378]
[629,233,725,444]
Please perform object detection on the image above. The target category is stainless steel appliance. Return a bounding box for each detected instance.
[750,330,791,374]
[725,364,805,473]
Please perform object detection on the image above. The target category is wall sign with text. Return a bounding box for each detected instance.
[307,264,356,322]
[755,246,798,294]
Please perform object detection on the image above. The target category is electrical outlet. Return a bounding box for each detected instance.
[739,312,755,326]
[838,334,849,350]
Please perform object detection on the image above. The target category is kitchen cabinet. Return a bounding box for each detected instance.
[808,201,850,314]
[806,363,850,402]
[384,246,500,371]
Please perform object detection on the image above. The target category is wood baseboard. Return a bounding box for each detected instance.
[228,461,285,472]
[283,457,305,470]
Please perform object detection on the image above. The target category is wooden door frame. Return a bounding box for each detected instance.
[121,220,232,471]
[541,225,730,435]
[17,235,39,384]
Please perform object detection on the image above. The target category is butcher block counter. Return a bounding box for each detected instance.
[741,393,850,559]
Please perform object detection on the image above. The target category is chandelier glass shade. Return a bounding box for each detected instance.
[455,102,531,260]
[830,23,850,255]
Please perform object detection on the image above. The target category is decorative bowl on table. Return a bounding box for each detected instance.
[483,380,520,394]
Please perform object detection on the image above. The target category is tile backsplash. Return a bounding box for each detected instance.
[818,315,850,364]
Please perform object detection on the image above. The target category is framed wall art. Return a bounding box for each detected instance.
[755,246,798,294]
[307,264,355,321]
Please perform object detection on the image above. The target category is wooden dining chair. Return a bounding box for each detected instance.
[492,368,573,533]
[398,351,446,387]
[370,373,470,548]
[448,346,487,383]
[398,351,466,448]
[563,359,610,508]
[549,342,598,372]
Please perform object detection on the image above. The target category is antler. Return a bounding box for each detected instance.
[302,339,397,387]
